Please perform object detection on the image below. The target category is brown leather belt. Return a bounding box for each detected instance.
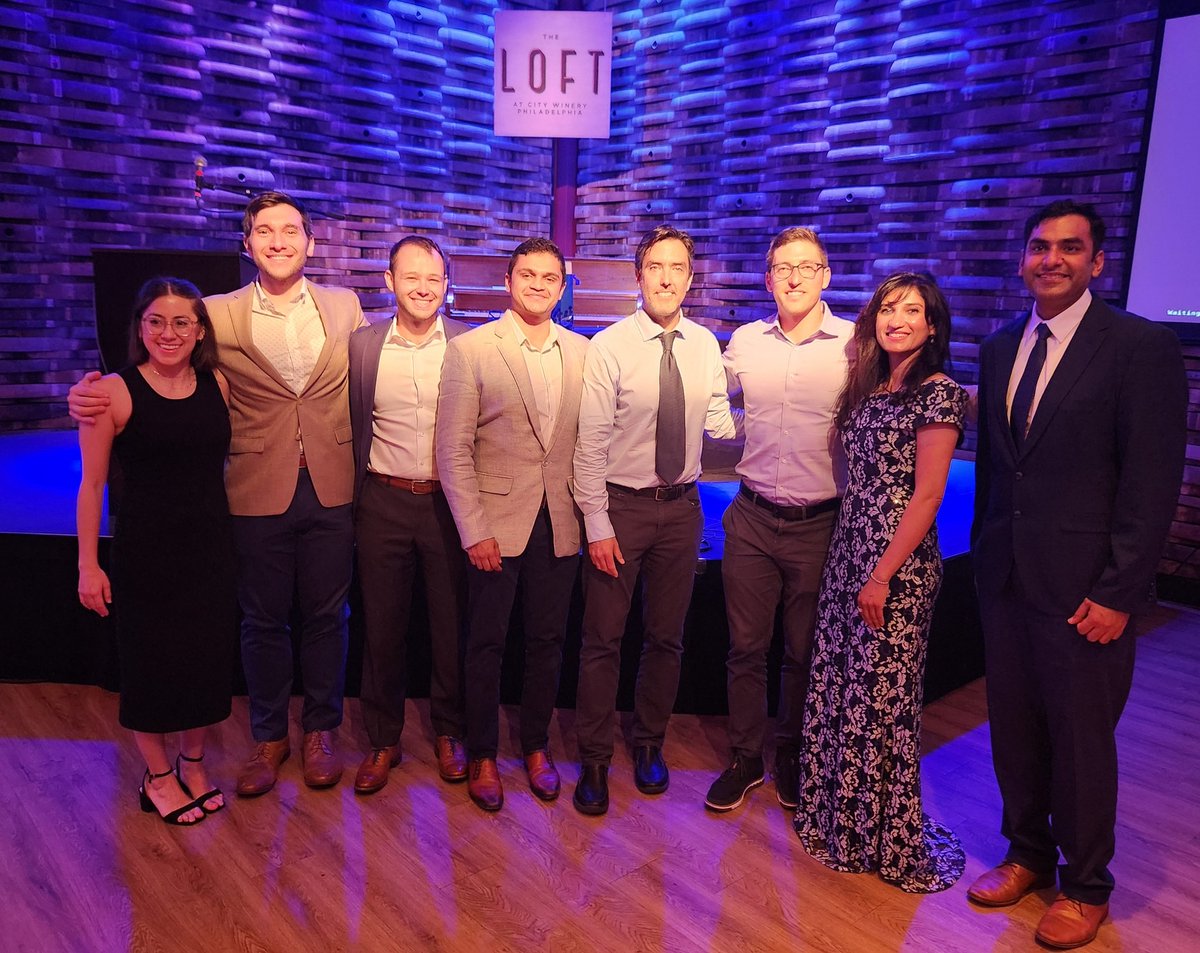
[739,482,840,521]
[607,481,696,502]
[370,472,440,495]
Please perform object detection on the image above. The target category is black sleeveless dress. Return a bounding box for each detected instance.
[111,366,236,733]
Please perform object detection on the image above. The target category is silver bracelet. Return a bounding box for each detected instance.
[868,571,888,586]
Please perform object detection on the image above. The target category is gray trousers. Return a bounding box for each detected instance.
[574,487,703,765]
[721,493,834,759]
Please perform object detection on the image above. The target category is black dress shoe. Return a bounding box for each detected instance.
[573,763,609,815]
[633,745,669,795]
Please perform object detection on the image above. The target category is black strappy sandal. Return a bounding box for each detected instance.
[139,767,204,825]
[176,752,225,814]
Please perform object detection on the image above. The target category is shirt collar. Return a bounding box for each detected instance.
[504,311,559,351]
[387,313,445,347]
[253,276,309,316]
[768,300,839,344]
[633,307,686,341]
[520,322,558,352]
[1028,288,1092,341]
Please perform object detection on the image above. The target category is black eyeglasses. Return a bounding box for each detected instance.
[769,262,827,281]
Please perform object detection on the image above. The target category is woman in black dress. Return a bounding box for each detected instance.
[794,272,968,891]
[78,277,236,825]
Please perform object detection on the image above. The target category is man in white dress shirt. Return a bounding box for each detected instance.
[572,225,737,815]
[704,227,854,813]
[348,236,472,794]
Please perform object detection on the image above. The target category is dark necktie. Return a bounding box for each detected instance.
[1009,321,1051,449]
[655,330,686,484]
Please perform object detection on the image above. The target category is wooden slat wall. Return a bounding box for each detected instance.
[578,0,1157,342]
[3,0,1198,582]
[576,0,1200,583]
[0,0,554,427]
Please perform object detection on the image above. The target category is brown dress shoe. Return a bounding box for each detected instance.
[524,749,560,801]
[236,739,290,797]
[435,736,467,783]
[1035,895,1108,949]
[967,861,1056,907]
[302,729,343,788]
[354,745,401,795]
[468,758,503,811]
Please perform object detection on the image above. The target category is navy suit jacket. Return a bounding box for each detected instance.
[971,296,1186,616]
[348,314,471,503]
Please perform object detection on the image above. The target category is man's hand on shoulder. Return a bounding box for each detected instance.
[1068,598,1130,644]
[68,371,109,425]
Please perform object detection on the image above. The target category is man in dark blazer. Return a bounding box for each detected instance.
[348,236,471,794]
[968,200,1186,949]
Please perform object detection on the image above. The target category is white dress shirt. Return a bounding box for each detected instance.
[574,308,736,542]
[368,315,447,481]
[510,313,564,444]
[250,277,326,396]
[1006,289,1092,428]
[724,302,853,506]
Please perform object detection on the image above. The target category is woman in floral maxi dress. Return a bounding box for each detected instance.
[794,272,968,893]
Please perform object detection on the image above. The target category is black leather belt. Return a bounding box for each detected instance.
[607,481,696,502]
[739,483,840,521]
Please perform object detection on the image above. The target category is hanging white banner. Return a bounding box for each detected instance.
[493,11,613,139]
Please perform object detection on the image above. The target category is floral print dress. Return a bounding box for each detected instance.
[793,377,968,893]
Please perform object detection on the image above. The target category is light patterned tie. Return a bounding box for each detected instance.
[655,330,685,484]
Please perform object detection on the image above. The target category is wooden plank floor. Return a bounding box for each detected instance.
[2,603,1197,952]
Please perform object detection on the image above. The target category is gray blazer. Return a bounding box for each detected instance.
[435,311,588,558]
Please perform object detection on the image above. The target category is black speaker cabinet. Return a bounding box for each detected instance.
[91,249,254,373]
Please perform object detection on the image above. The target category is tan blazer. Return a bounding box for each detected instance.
[436,311,588,558]
[205,280,364,516]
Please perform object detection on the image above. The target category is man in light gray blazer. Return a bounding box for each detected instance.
[435,237,588,812]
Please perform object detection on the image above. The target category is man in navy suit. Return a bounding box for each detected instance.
[348,236,471,794]
[968,201,1186,948]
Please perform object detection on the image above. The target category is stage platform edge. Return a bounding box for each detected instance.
[3,432,984,710]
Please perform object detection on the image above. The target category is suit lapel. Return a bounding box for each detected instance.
[361,319,387,415]
[989,318,1023,461]
[1019,300,1110,457]
[495,315,546,449]
[301,282,337,394]
[228,285,291,392]
[544,332,581,457]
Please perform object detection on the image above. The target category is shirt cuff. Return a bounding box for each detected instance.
[584,510,615,543]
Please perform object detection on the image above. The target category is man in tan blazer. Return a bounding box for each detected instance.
[435,237,588,812]
[206,192,365,797]
[70,191,365,799]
